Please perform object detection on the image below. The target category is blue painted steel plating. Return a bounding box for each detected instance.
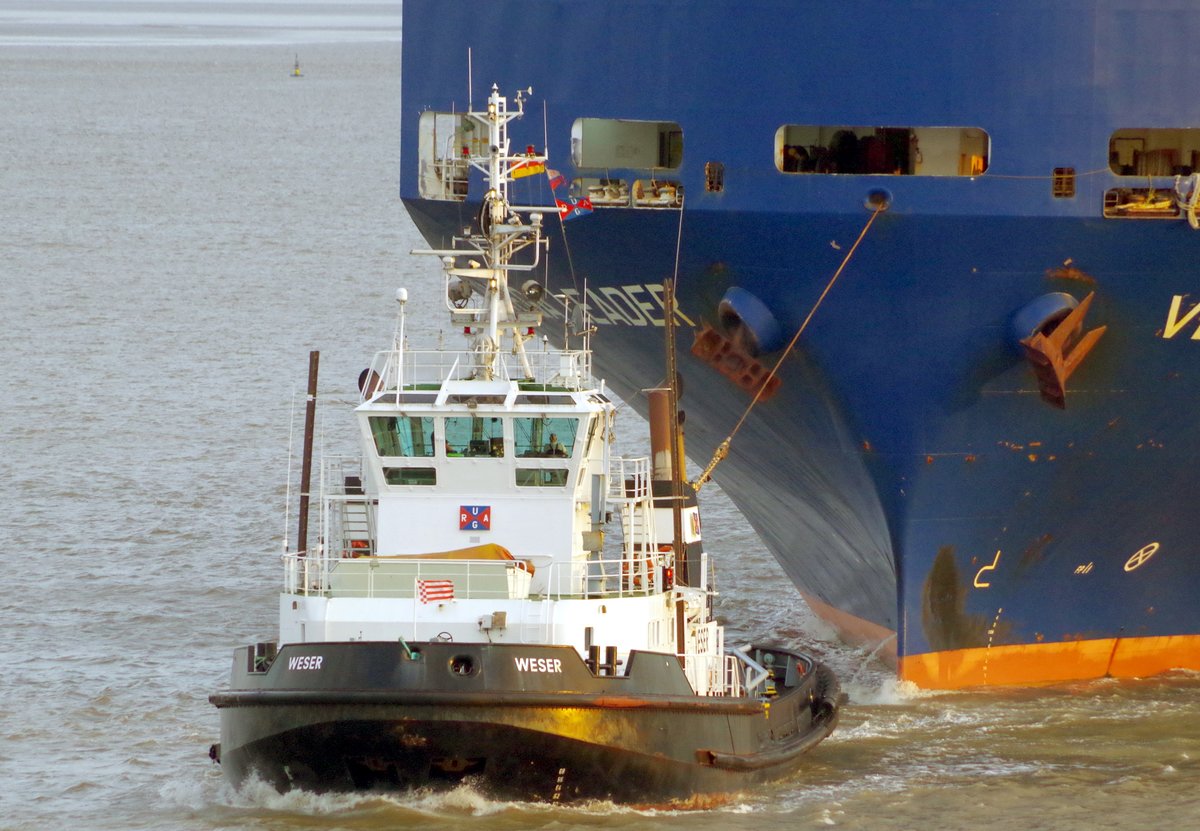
[399,0,1200,685]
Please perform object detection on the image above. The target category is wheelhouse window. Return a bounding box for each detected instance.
[1109,128,1200,176]
[515,469,569,487]
[384,467,436,486]
[775,125,989,175]
[417,111,472,201]
[514,417,580,458]
[444,416,505,457]
[571,118,682,170]
[369,416,435,457]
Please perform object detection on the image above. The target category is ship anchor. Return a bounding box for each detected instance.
[1020,291,1106,409]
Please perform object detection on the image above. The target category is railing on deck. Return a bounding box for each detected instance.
[607,455,651,501]
[604,455,661,594]
[292,454,663,600]
[283,554,532,599]
[540,553,665,599]
[318,454,373,559]
[362,346,594,398]
[680,652,746,698]
[284,553,664,601]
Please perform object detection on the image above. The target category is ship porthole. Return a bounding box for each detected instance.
[449,655,477,676]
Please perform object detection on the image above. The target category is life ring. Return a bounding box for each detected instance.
[621,557,654,590]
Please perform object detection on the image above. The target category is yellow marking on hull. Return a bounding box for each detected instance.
[973,550,1002,588]
[1124,542,1159,572]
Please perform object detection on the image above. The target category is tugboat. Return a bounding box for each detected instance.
[208,84,840,806]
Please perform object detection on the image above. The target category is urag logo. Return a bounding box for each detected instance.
[460,505,491,530]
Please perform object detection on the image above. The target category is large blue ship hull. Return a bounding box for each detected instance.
[400,0,1200,687]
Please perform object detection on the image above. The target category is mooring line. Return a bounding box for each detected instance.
[694,205,885,491]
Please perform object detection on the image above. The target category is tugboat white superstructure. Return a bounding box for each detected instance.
[209,85,840,806]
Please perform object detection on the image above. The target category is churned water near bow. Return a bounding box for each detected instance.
[2,3,1198,829]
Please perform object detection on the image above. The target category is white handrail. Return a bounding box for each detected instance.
[360,347,595,398]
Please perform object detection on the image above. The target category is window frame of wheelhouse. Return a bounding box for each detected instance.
[368,412,588,488]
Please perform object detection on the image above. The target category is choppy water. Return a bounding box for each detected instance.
[2,3,1197,830]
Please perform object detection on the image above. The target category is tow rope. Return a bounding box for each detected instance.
[693,205,885,491]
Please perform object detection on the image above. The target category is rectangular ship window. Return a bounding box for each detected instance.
[1053,168,1076,198]
[369,416,435,458]
[1109,128,1200,176]
[513,416,579,458]
[775,125,989,176]
[444,416,505,457]
[515,469,569,487]
[571,118,682,170]
[417,111,471,201]
[383,467,436,486]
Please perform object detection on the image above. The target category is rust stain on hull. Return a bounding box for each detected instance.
[691,323,781,400]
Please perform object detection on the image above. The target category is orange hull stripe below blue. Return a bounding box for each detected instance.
[899,635,1200,689]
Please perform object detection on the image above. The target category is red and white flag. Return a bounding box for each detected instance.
[417,579,455,603]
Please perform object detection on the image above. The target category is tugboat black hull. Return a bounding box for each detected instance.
[210,642,839,805]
